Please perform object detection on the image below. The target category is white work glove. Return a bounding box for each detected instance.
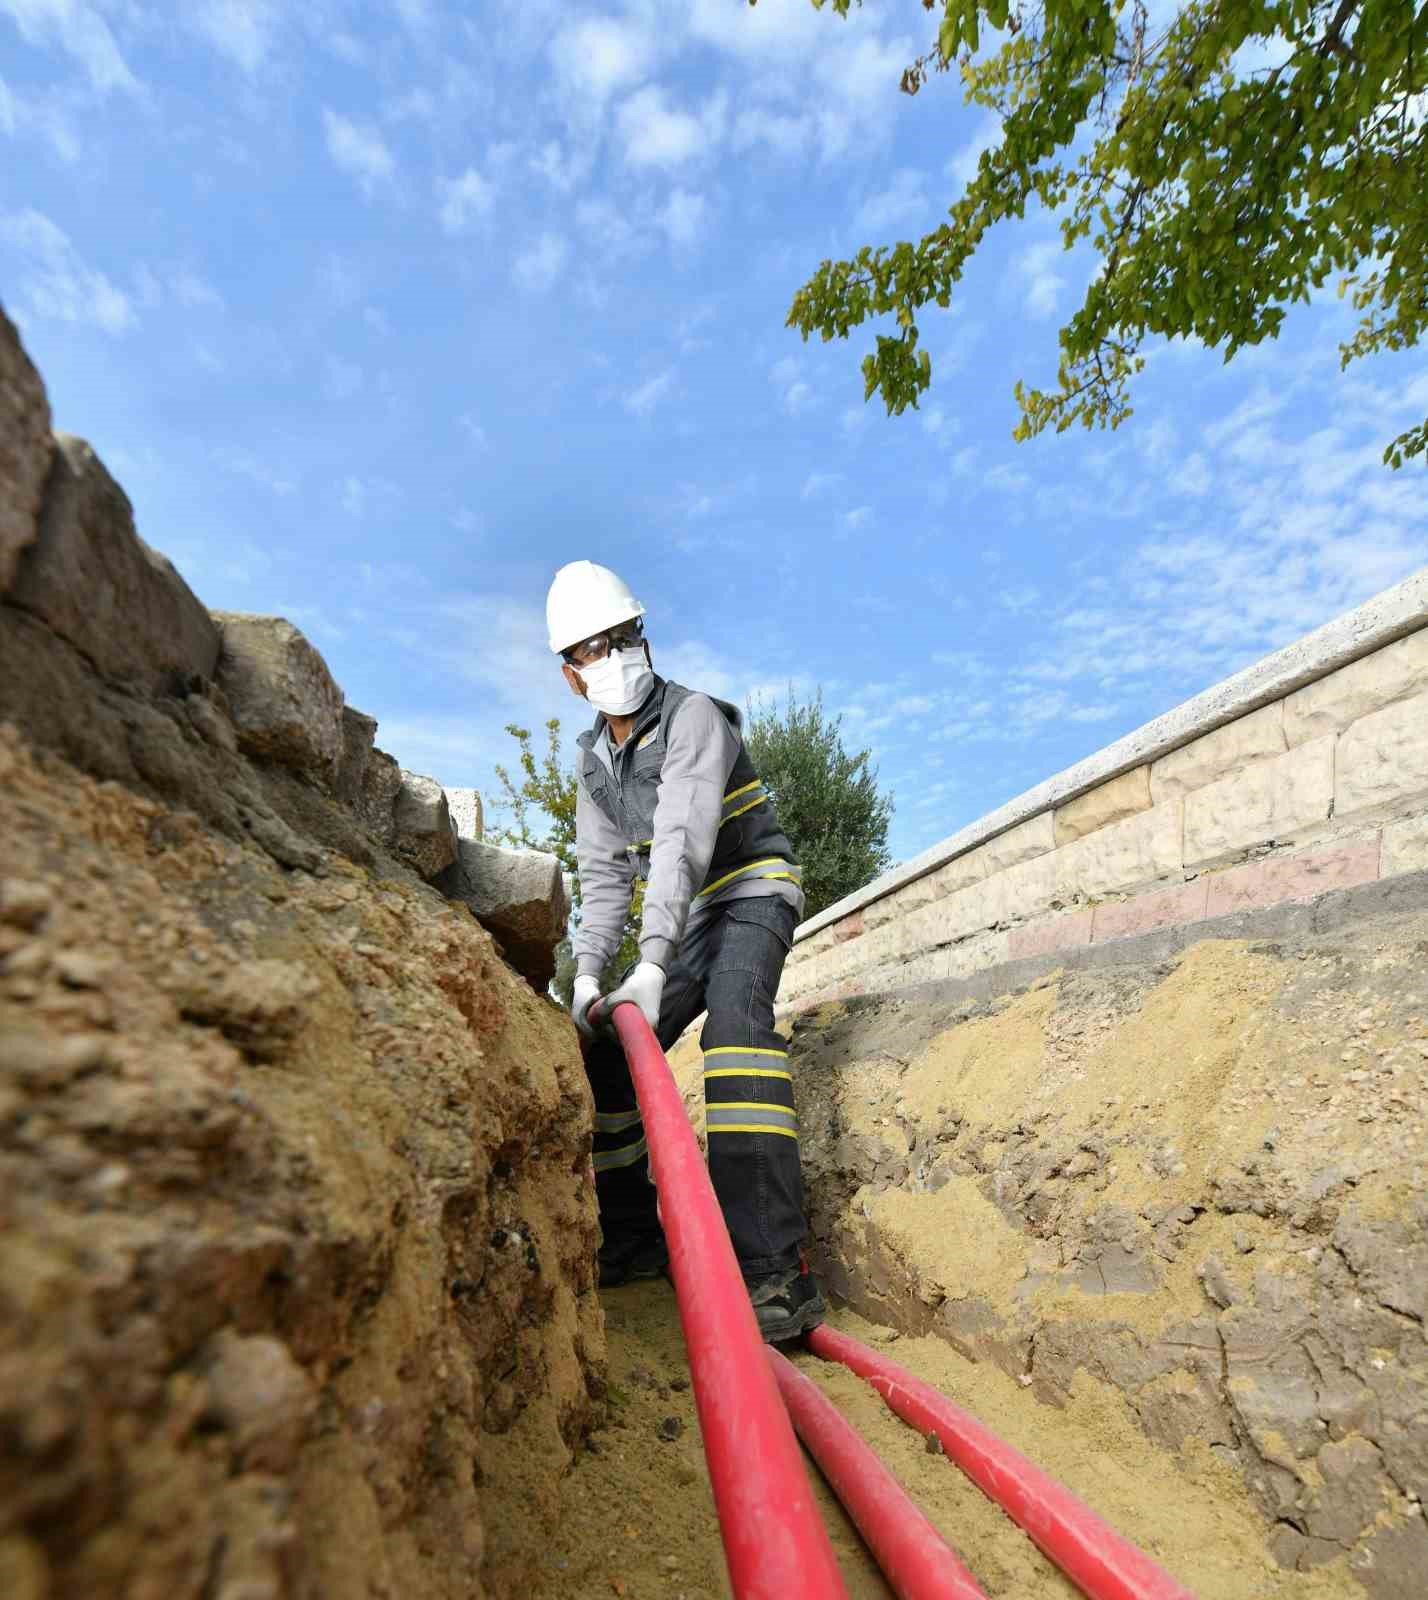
[605,961,665,1031]
[571,973,601,1040]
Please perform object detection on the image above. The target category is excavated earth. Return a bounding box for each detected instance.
[671,905,1428,1598]
[0,728,604,1599]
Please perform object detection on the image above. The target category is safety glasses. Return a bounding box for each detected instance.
[562,619,645,667]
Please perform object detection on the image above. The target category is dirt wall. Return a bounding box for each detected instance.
[0,308,603,1599]
[768,902,1428,1596]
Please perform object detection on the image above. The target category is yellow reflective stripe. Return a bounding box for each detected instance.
[593,1136,649,1171]
[696,857,789,898]
[763,872,800,882]
[594,1108,643,1133]
[706,1124,799,1139]
[703,1068,792,1081]
[722,780,761,804]
[707,1101,798,1114]
[705,1046,788,1059]
[722,797,766,825]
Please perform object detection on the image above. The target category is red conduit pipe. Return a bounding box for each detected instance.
[592,999,849,1600]
[805,1324,1198,1600]
[765,1345,990,1600]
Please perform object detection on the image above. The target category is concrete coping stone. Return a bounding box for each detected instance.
[795,565,1428,944]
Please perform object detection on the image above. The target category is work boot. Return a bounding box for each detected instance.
[598,1230,669,1288]
[746,1258,826,1343]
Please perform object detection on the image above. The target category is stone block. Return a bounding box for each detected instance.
[214,613,344,776]
[435,839,569,992]
[831,910,865,944]
[0,307,51,595]
[864,848,986,931]
[1203,838,1381,918]
[1150,702,1286,803]
[1382,814,1428,878]
[1092,880,1210,943]
[445,785,484,842]
[994,849,1062,922]
[1053,765,1152,846]
[1008,909,1094,958]
[1183,737,1334,868]
[11,434,220,694]
[1284,629,1428,746]
[1335,691,1428,817]
[977,812,1055,875]
[394,770,457,880]
[1058,800,1184,896]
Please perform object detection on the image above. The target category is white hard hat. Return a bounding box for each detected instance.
[546,560,646,654]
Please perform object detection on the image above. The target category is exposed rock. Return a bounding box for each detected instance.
[394,769,457,879]
[8,433,219,693]
[0,306,51,596]
[446,784,484,842]
[200,1329,319,1474]
[213,612,344,778]
[435,839,569,993]
[333,706,400,847]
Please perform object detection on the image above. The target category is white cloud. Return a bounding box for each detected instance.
[531,139,577,192]
[0,207,134,332]
[730,106,810,160]
[575,196,637,256]
[841,406,867,438]
[770,356,813,417]
[322,108,394,194]
[170,268,222,308]
[855,168,926,233]
[438,166,494,233]
[550,14,653,122]
[1,0,139,94]
[460,414,488,449]
[512,231,568,293]
[947,111,1002,186]
[0,73,16,133]
[1015,240,1066,318]
[1170,451,1211,496]
[843,506,872,531]
[801,471,841,500]
[657,187,705,249]
[191,1,279,74]
[213,445,296,495]
[618,85,723,170]
[624,369,674,418]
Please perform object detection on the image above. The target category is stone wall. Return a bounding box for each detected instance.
[783,571,1428,1009]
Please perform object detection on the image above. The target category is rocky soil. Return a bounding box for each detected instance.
[0,307,601,1599]
[741,913,1428,1597]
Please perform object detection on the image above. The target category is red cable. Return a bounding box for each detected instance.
[806,1324,1198,1600]
[595,1000,849,1600]
[766,1346,990,1600]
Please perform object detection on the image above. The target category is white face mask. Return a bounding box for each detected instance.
[579,646,653,717]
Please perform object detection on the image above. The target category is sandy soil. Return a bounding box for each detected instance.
[526,1279,1369,1600]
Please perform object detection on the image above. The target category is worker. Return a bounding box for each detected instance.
[547,559,824,1343]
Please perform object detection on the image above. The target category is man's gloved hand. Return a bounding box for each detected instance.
[605,961,665,1031]
[571,974,601,1040]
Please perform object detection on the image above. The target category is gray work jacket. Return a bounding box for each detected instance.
[572,678,804,977]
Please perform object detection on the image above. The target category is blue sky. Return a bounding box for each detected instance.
[3,0,1426,865]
